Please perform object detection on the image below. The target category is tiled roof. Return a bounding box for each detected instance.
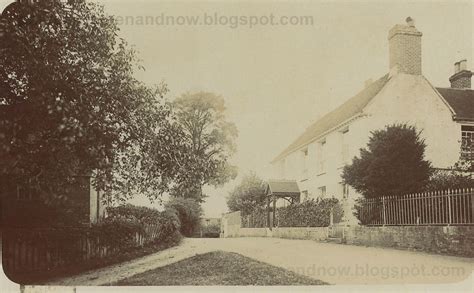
[266,180,300,196]
[272,74,390,163]
[436,88,474,121]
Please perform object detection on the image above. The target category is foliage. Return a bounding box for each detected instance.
[457,134,473,172]
[353,197,376,225]
[425,169,474,191]
[201,223,221,234]
[342,124,432,199]
[242,207,268,228]
[164,197,203,237]
[91,217,144,251]
[170,92,238,201]
[276,198,343,227]
[0,0,183,204]
[226,172,266,216]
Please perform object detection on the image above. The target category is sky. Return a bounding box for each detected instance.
[1,0,472,217]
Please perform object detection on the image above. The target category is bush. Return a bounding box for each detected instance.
[425,169,474,191]
[242,208,268,228]
[342,124,432,199]
[91,217,144,251]
[277,198,343,227]
[243,198,344,228]
[105,204,180,244]
[164,198,202,237]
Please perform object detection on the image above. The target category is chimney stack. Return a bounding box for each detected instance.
[388,17,423,75]
[449,59,472,89]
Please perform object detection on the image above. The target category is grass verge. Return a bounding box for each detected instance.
[114,250,328,286]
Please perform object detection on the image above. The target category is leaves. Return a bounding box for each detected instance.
[276,198,343,227]
[169,92,238,200]
[164,197,203,237]
[342,124,433,198]
[227,172,266,216]
[0,1,180,203]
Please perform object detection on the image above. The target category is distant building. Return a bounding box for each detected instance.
[271,18,474,224]
[201,217,221,227]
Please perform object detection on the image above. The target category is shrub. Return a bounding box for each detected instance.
[105,204,180,244]
[91,217,144,251]
[425,169,474,191]
[276,198,343,227]
[164,198,202,237]
[226,172,266,216]
[107,204,167,225]
[342,124,432,199]
[242,207,268,228]
[243,198,343,228]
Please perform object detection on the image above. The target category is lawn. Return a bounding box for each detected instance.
[114,250,328,286]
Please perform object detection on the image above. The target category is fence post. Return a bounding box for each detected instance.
[329,208,334,226]
[447,189,452,226]
[382,196,386,226]
[471,188,474,224]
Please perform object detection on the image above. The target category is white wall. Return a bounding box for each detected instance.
[364,73,460,169]
[271,72,464,224]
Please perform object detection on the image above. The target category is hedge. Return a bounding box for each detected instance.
[277,198,343,227]
[244,198,344,228]
[164,198,202,237]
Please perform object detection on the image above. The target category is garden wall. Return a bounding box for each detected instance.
[221,211,242,238]
[272,227,328,241]
[344,225,474,257]
[222,224,328,241]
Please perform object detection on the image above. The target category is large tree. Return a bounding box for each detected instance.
[170,92,238,201]
[0,0,181,204]
[227,172,266,216]
[342,124,432,198]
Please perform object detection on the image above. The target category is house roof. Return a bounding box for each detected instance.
[435,88,474,121]
[265,180,300,197]
[272,74,390,163]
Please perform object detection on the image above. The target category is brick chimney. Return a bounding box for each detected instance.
[449,59,472,89]
[388,17,423,75]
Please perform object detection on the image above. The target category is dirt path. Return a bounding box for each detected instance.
[48,237,474,285]
[47,238,215,286]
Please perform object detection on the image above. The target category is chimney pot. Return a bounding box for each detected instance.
[454,62,460,74]
[460,59,467,71]
[450,59,472,89]
[406,17,415,27]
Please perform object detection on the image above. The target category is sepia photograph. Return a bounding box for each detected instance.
[0,0,473,292]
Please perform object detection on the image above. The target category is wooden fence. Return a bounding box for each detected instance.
[358,188,474,226]
[2,224,163,275]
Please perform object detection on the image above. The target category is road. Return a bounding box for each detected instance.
[48,237,473,285]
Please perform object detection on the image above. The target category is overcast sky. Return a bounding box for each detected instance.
[1,0,472,217]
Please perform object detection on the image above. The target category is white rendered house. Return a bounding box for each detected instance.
[270,18,474,224]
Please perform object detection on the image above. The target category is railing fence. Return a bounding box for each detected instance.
[358,188,474,226]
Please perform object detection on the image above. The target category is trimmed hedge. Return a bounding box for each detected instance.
[277,198,343,227]
[243,198,344,228]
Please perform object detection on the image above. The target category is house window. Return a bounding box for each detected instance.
[301,190,309,201]
[317,139,326,174]
[461,125,474,161]
[341,128,350,165]
[301,148,308,179]
[317,186,326,198]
